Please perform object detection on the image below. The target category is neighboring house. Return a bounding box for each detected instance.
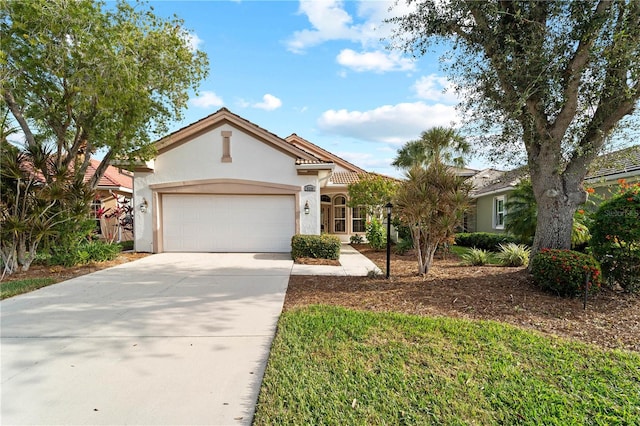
[84,159,134,242]
[466,145,640,234]
[130,108,384,253]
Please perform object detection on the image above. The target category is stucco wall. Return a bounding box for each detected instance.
[134,123,320,252]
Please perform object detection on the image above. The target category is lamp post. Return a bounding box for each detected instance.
[385,202,393,279]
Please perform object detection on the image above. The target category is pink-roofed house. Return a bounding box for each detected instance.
[84,159,134,242]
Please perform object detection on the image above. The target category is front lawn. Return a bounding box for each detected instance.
[255,305,640,425]
[0,278,56,300]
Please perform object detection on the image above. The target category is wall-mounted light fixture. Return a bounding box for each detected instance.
[139,198,148,213]
[304,201,310,215]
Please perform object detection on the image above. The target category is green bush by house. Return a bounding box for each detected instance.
[291,234,341,260]
[530,249,602,297]
[590,182,640,292]
[455,232,519,251]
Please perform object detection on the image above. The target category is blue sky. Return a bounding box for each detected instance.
[146,0,480,177]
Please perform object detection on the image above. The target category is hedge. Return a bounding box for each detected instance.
[455,232,519,251]
[291,234,341,260]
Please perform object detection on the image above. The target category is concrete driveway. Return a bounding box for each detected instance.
[1,253,292,425]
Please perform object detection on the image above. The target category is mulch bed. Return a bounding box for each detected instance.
[285,246,640,352]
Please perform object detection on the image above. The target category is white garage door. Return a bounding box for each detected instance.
[162,194,295,252]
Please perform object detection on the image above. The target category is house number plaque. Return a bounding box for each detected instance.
[304,185,316,192]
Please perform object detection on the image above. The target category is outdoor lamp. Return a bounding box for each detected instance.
[386,202,393,215]
[139,198,148,213]
[385,202,393,279]
[304,201,310,215]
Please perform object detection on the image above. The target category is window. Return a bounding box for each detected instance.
[493,195,506,229]
[321,195,331,203]
[333,195,346,233]
[91,200,103,235]
[352,206,366,233]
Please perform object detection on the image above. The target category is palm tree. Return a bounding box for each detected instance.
[504,179,538,244]
[392,127,471,169]
[394,162,471,275]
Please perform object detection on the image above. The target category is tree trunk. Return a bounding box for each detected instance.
[532,196,576,255]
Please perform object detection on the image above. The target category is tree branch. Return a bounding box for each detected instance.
[88,149,114,190]
[550,0,612,141]
[2,89,37,147]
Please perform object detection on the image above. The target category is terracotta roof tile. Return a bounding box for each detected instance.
[84,159,133,190]
[330,172,365,185]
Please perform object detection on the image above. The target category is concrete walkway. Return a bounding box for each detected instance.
[291,244,383,276]
[1,253,292,426]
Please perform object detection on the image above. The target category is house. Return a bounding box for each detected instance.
[467,145,640,234]
[85,159,134,242]
[130,108,382,253]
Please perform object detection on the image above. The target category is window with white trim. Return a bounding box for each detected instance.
[91,200,103,235]
[333,195,346,233]
[493,195,506,229]
[352,205,366,233]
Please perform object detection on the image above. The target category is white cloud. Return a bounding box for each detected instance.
[318,102,459,144]
[253,94,282,111]
[287,0,357,53]
[190,91,224,108]
[413,74,459,104]
[337,49,415,73]
[286,0,409,53]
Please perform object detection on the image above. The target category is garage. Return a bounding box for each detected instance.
[162,194,295,252]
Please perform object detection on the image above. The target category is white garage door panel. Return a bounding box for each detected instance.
[163,194,295,252]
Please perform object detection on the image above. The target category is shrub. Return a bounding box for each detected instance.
[530,249,602,297]
[394,238,414,255]
[496,243,531,267]
[455,232,519,251]
[291,234,341,260]
[49,240,120,267]
[349,234,364,245]
[366,218,386,251]
[118,240,134,251]
[460,247,491,266]
[590,182,640,292]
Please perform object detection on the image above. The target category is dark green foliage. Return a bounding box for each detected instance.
[504,180,537,244]
[349,234,364,245]
[393,238,413,255]
[118,240,134,251]
[291,234,341,260]
[455,233,519,251]
[365,218,386,251]
[590,182,640,292]
[530,249,602,297]
[49,240,120,267]
[392,126,470,169]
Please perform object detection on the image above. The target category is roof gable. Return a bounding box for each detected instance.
[155,108,319,162]
[285,133,367,174]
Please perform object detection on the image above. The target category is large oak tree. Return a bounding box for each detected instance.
[1,0,209,187]
[388,1,640,254]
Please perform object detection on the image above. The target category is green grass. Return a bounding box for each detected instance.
[1,277,56,300]
[255,305,640,425]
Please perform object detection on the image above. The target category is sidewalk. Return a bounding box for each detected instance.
[291,244,382,276]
